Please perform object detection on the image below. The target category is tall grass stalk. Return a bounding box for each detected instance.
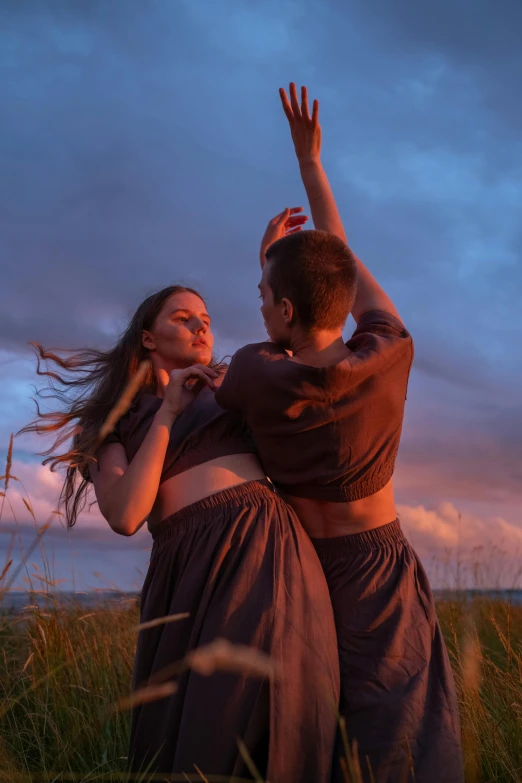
[3,437,522,781]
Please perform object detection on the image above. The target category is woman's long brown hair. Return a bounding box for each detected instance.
[19,285,207,528]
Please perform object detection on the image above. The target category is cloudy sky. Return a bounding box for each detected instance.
[2,0,522,592]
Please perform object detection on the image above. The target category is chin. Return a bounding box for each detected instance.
[191,349,213,365]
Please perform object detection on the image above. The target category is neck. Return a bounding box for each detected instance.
[149,355,178,399]
[289,327,348,367]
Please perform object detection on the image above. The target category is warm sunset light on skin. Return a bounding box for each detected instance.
[1,3,521,782]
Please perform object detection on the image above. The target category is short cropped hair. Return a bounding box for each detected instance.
[265,230,357,330]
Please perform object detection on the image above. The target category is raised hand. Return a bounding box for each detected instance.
[279,83,321,164]
[162,364,219,417]
[259,206,309,268]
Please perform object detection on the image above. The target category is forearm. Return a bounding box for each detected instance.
[102,406,176,534]
[350,263,399,322]
[298,159,347,243]
[299,158,399,322]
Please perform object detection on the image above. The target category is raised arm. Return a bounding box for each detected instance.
[90,365,218,536]
[280,82,400,323]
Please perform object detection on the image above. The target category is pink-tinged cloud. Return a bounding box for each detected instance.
[4,462,522,591]
[3,459,104,528]
[399,502,522,590]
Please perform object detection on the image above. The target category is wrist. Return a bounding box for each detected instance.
[298,155,321,170]
[155,403,178,428]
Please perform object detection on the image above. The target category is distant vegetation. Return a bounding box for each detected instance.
[2,437,522,782]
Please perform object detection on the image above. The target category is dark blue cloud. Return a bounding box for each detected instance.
[1,0,521,530]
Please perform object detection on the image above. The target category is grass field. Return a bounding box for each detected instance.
[2,439,522,782]
[2,591,522,782]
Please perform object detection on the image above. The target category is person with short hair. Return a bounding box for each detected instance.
[216,84,463,782]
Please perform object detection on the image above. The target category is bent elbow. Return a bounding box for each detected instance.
[107,514,141,537]
[112,524,136,537]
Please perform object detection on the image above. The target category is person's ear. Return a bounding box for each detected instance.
[281,298,294,326]
[142,330,156,351]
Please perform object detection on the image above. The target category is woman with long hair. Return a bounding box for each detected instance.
[21,281,340,781]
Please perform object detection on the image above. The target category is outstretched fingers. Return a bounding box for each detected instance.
[301,85,311,121]
[279,88,294,124]
[281,83,318,126]
[289,82,302,119]
[312,98,319,127]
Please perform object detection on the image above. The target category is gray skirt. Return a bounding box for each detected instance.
[312,519,463,783]
[129,480,340,782]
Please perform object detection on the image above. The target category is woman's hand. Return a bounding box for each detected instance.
[259,207,309,267]
[161,365,219,418]
[279,83,321,165]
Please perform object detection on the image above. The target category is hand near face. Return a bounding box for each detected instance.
[280,83,321,165]
[162,365,219,417]
[259,207,309,268]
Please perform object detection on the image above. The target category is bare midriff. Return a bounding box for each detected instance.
[149,453,266,525]
[281,479,397,539]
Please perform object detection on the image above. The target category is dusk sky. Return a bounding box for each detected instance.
[2,0,522,592]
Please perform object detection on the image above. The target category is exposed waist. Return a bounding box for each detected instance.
[281,479,396,538]
[153,453,266,521]
[149,478,275,542]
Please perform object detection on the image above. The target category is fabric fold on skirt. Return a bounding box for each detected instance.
[312,519,463,783]
[129,479,340,783]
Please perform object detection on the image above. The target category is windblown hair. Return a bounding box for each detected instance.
[265,230,357,330]
[19,285,207,528]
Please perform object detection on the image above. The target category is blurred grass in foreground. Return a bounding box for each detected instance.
[2,436,522,781]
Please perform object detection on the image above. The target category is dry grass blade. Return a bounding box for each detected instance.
[37,623,47,646]
[193,764,210,782]
[32,574,67,587]
[22,497,35,519]
[3,433,13,491]
[2,521,52,593]
[397,738,414,783]
[21,652,34,673]
[186,638,279,680]
[117,681,177,710]
[97,360,150,442]
[338,716,364,783]
[236,739,264,783]
[136,612,190,632]
[0,558,12,582]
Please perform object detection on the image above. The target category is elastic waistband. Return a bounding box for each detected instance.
[311,519,405,558]
[150,479,273,541]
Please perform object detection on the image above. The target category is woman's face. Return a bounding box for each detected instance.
[142,292,214,367]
